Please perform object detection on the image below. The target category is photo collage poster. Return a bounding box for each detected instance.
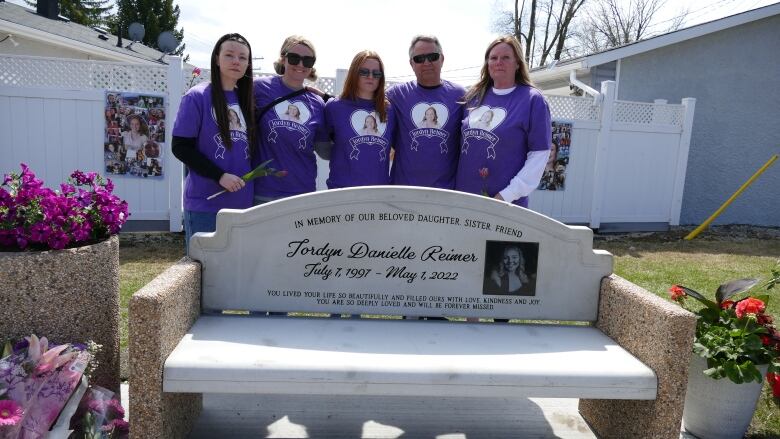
[104,91,166,178]
[538,120,572,191]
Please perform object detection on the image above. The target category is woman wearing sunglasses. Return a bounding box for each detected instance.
[319,50,395,189]
[172,33,256,250]
[252,35,326,203]
[456,35,551,209]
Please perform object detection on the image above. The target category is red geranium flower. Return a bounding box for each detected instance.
[669,285,686,302]
[736,297,766,318]
[767,372,780,398]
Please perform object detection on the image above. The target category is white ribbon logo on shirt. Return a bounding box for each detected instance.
[213,130,249,160]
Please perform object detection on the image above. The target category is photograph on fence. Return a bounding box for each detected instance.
[104,91,165,178]
[482,240,539,296]
[538,120,572,191]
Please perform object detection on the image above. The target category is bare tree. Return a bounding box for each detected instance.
[491,0,587,68]
[577,0,688,53]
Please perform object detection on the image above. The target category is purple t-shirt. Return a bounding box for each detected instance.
[173,82,253,212]
[323,97,395,188]
[386,80,465,189]
[253,75,325,199]
[455,85,552,207]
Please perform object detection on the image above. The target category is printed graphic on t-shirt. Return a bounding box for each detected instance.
[408,102,449,153]
[351,110,386,136]
[275,101,310,124]
[211,103,250,159]
[348,110,389,161]
[467,106,506,131]
[462,105,507,159]
[267,100,312,149]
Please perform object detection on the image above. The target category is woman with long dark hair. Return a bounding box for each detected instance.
[320,50,394,189]
[172,33,256,249]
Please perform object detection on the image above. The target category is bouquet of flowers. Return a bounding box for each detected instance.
[69,386,128,439]
[669,265,780,388]
[0,335,92,438]
[0,164,129,251]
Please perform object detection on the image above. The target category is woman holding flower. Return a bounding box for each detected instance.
[172,33,256,248]
[455,36,551,207]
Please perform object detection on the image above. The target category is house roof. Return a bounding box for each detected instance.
[0,1,168,64]
[531,1,780,83]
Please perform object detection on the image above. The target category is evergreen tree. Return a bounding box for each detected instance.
[25,0,113,28]
[108,0,186,56]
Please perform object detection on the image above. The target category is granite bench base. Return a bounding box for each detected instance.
[129,260,695,439]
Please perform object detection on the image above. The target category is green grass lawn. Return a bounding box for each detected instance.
[118,230,780,436]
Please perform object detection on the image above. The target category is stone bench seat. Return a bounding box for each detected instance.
[131,187,695,438]
[165,315,657,399]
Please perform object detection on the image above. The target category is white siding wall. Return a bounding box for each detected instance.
[0,86,170,221]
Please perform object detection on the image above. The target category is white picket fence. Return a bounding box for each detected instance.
[0,54,695,231]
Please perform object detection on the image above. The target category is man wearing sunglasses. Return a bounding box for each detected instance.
[387,35,465,190]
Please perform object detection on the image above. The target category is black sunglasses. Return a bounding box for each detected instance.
[412,52,440,64]
[285,53,316,68]
[358,68,383,79]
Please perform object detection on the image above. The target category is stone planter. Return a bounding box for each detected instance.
[0,235,120,392]
[683,354,766,439]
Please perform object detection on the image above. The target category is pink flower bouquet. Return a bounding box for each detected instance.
[0,335,91,438]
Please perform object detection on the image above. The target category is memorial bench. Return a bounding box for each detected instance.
[129,187,696,438]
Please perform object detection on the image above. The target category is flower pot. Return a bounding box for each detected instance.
[682,354,766,439]
[0,236,120,392]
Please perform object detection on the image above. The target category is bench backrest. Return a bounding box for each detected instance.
[189,187,612,321]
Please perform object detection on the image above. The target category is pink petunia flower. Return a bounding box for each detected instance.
[0,399,23,426]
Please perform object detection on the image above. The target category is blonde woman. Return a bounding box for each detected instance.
[455,36,551,208]
[253,35,325,203]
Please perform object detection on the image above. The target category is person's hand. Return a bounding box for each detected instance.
[219,173,245,192]
[494,193,505,201]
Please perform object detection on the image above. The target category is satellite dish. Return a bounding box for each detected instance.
[157,31,179,53]
[156,31,180,61]
[126,22,144,49]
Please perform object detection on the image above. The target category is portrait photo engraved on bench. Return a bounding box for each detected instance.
[482,241,539,296]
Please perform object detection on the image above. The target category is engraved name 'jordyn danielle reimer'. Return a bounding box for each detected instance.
[285,239,479,263]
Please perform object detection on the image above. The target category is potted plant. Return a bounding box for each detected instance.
[0,164,129,392]
[670,267,780,439]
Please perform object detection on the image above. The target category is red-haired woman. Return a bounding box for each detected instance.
[319,50,395,188]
